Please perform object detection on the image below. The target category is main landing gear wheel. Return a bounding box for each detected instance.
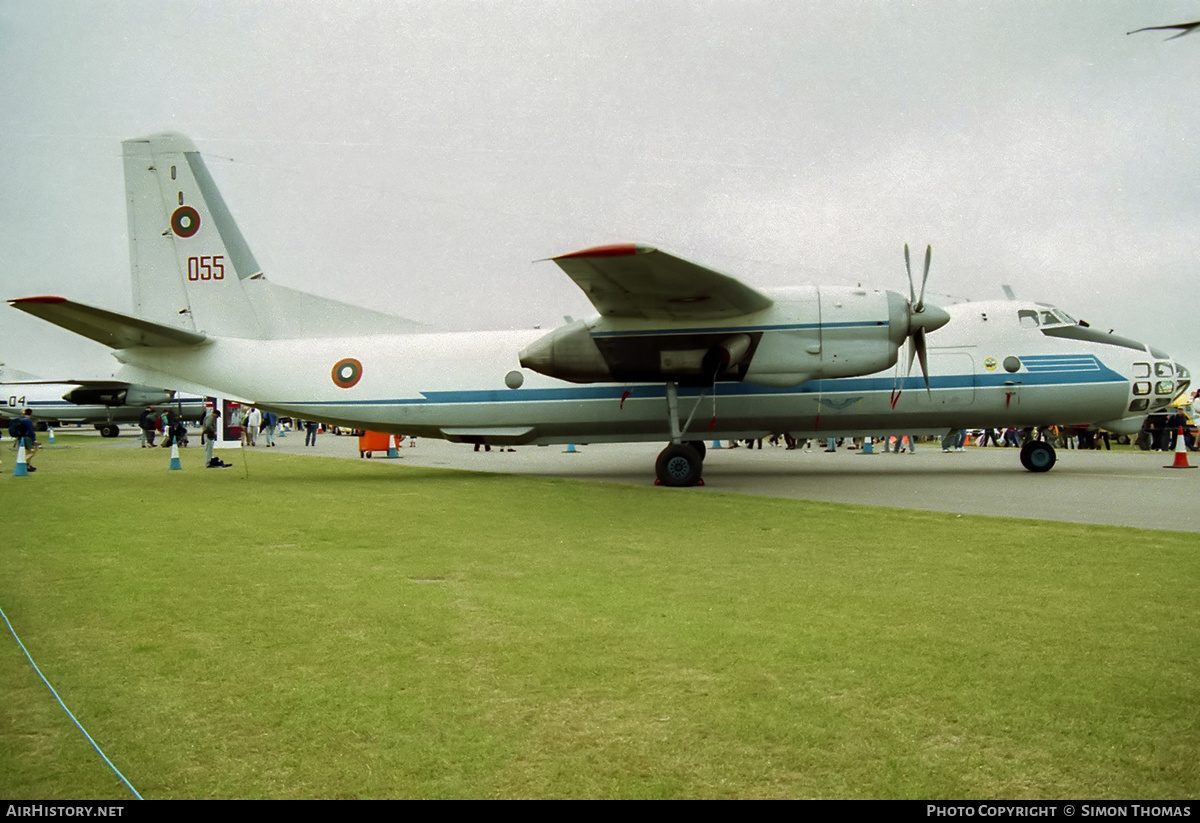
[655,443,704,487]
[685,440,707,462]
[1019,441,1056,473]
[98,423,120,438]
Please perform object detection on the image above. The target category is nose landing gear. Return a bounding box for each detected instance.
[1019,440,1056,472]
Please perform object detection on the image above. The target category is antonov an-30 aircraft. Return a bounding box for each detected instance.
[9,133,1190,485]
[0,365,205,437]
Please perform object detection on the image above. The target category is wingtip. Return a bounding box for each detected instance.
[551,243,655,261]
[9,295,68,306]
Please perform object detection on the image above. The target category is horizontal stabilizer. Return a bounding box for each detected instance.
[9,296,208,349]
[549,244,774,320]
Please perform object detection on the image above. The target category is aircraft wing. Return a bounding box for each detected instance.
[0,378,125,388]
[550,244,774,320]
[8,296,208,348]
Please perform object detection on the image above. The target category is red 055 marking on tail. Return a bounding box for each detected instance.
[187,256,225,281]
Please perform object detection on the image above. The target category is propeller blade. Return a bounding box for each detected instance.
[915,328,931,393]
[904,244,915,306]
[916,245,931,312]
[899,243,942,402]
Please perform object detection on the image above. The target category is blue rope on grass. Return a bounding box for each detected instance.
[1,605,143,800]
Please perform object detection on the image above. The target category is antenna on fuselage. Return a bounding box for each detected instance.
[1001,285,1016,300]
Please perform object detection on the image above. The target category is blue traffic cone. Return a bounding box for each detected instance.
[168,442,182,470]
[564,443,578,453]
[711,440,722,449]
[387,437,399,458]
[47,427,55,444]
[14,442,29,477]
[861,436,874,455]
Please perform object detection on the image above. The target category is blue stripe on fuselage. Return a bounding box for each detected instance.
[288,355,1126,407]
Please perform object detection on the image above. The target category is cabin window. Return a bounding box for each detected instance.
[1018,310,1039,329]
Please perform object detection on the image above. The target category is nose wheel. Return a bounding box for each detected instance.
[1019,440,1057,472]
[655,442,704,487]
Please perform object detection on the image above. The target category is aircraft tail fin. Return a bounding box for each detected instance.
[123,133,425,339]
[0,364,42,382]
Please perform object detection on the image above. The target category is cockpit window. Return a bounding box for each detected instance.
[1156,363,1174,378]
[1134,362,1151,378]
[1046,309,1074,326]
[1026,306,1073,327]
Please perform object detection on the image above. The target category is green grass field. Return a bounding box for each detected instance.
[2,436,1197,799]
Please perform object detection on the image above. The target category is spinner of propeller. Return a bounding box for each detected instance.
[903,244,951,391]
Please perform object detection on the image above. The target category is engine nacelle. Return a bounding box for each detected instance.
[122,386,176,407]
[63,384,173,407]
[520,288,916,388]
[518,320,613,383]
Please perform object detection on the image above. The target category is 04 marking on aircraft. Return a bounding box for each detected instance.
[0,366,205,438]
[9,133,1190,485]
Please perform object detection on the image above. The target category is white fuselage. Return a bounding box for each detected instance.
[113,298,1177,445]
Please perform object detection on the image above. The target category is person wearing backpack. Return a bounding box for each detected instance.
[139,406,157,447]
[17,409,37,472]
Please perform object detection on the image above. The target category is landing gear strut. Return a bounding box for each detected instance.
[1019,440,1056,472]
[654,382,708,486]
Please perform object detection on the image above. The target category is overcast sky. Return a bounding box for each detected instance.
[2,0,1198,378]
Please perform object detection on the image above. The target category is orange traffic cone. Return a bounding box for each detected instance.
[1164,427,1197,469]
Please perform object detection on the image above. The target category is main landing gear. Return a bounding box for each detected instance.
[1019,440,1056,473]
[654,381,709,487]
[655,441,707,487]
